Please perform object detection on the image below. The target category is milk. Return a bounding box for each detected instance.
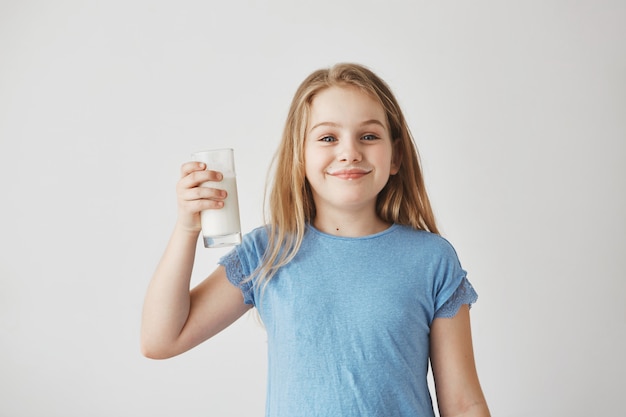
[192,148,242,248]
[200,175,241,239]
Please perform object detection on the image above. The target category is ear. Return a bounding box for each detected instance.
[390,139,402,175]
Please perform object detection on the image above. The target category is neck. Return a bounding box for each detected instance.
[312,209,391,237]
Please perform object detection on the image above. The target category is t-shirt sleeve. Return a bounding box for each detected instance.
[434,277,478,319]
[218,248,255,306]
[430,236,478,320]
[217,226,268,307]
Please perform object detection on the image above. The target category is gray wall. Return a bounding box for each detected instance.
[1,1,624,416]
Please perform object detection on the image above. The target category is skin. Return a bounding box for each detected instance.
[305,86,400,237]
[140,163,251,359]
[140,85,489,417]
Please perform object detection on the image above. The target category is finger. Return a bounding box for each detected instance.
[178,170,224,192]
[180,161,206,178]
[181,198,224,213]
[181,162,224,181]
[179,192,225,214]
[180,186,227,202]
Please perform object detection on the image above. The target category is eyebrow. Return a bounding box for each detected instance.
[308,119,387,133]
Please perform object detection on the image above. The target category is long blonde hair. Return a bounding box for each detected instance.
[254,63,438,290]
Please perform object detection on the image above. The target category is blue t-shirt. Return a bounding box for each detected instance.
[219,224,477,417]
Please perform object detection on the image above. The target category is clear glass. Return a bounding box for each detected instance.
[191,148,242,248]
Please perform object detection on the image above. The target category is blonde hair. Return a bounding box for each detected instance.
[254,63,438,290]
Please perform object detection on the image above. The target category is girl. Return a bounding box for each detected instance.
[141,63,490,417]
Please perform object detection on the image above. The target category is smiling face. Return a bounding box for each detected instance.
[304,85,400,219]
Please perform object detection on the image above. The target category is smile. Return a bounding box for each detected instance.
[326,168,372,180]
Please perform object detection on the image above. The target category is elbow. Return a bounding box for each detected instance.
[140,335,176,360]
[141,344,163,360]
[140,342,162,360]
[141,344,174,360]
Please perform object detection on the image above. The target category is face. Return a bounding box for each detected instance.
[304,85,400,216]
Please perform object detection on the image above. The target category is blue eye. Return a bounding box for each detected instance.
[320,136,336,142]
[362,134,379,141]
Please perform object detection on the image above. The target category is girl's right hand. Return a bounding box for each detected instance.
[175,161,227,233]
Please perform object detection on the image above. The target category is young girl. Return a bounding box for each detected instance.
[141,63,490,417]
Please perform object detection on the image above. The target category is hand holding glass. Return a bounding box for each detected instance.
[191,149,242,248]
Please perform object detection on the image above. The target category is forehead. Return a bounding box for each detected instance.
[308,86,386,126]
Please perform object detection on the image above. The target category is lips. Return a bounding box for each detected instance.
[326,167,372,180]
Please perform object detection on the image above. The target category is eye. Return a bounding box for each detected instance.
[361,134,379,141]
[319,135,337,142]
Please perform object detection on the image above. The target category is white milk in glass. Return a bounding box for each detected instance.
[191,149,242,248]
[199,175,241,238]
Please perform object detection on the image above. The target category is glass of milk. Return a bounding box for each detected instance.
[191,148,242,248]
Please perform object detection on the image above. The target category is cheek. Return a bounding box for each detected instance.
[304,145,326,169]
[303,147,319,179]
[378,147,396,172]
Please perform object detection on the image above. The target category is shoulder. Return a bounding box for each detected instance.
[242,225,270,244]
[392,225,459,257]
[224,226,270,275]
[237,225,271,253]
[218,228,270,305]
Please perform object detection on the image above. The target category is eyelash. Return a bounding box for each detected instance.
[318,134,380,142]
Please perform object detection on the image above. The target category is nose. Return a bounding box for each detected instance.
[337,139,362,163]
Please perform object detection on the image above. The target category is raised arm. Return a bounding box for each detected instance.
[140,161,251,359]
[430,305,490,417]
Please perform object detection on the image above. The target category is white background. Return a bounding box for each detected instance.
[1,1,624,416]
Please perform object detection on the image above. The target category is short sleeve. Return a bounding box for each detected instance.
[219,248,256,306]
[434,277,478,319]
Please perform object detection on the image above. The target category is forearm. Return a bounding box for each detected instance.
[141,223,199,358]
[441,402,490,417]
[431,307,490,417]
